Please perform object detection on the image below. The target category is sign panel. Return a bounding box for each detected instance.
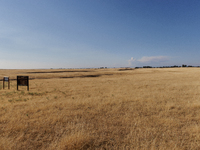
[4,77,9,82]
[17,76,29,90]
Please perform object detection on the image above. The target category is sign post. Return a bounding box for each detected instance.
[3,77,10,89]
[17,76,29,91]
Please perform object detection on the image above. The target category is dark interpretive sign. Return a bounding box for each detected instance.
[3,76,10,89]
[17,76,29,91]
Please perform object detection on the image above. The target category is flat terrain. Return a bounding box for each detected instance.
[0,68,200,149]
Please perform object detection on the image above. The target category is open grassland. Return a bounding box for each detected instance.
[1,68,200,149]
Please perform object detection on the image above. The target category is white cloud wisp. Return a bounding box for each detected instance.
[138,56,169,63]
[128,57,136,66]
[128,56,170,67]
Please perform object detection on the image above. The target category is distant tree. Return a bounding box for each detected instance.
[143,66,152,68]
[182,64,187,67]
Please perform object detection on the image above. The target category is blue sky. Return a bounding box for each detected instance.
[0,0,200,69]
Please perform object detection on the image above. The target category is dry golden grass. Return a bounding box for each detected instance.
[0,68,200,149]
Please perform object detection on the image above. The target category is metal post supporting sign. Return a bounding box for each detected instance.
[17,76,29,91]
[3,76,10,89]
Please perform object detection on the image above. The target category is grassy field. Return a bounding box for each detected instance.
[0,68,200,149]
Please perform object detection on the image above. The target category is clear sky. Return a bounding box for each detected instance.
[1,0,200,69]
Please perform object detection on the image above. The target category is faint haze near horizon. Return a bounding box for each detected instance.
[0,0,200,69]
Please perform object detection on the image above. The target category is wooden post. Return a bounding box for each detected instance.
[3,80,4,89]
[8,78,10,89]
[27,76,29,91]
[17,76,19,90]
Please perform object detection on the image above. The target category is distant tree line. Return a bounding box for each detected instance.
[135,64,200,69]
[49,65,200,70]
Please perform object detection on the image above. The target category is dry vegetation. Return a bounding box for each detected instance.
[0,68,200,149]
